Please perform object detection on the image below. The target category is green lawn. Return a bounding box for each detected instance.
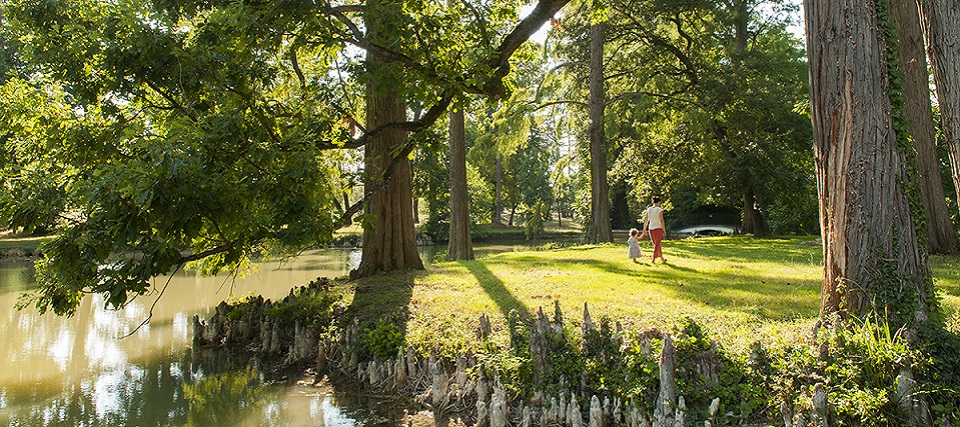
[0,235,52,251]
[347,236,960,356]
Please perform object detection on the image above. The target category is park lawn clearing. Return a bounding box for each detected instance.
[346,236,960,357]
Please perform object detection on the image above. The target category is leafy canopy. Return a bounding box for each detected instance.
[0,0,566,315]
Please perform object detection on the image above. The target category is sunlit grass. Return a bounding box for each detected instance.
[0,235,52,251]
[343,236,960,356]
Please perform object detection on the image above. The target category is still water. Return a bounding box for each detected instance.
[0,249,416,426]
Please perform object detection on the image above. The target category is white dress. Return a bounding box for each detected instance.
[627,236,642,258]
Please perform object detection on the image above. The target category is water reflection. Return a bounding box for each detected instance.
[0,249,373,426]
[0,242,548,426]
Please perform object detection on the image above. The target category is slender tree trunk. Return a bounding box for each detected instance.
[892,0,959,254]
[447,109,474,261]
[918,0,960,224]
[413,197,420,224]
[584,20,612,243]
[805,0,933,321]
[493,155,503,225]
[734,0,749,51]
[731,0,770,238]
[412,167,419,224]
[353,0,424,278]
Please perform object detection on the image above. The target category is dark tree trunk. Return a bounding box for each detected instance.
[918,0,960,226]
[610,183,631,230]
[447,109,474,261]
[805,0,933,321]
[734,0,749,51]
[742,188,769,237]
[892,0,959,254]
[584,20,613,243]
[353,0,424,278]
[493,155,503,225]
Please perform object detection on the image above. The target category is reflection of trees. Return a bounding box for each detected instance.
[2,351,191,425]
[183,366,263,426]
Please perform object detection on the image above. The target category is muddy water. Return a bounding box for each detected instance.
[0,249,404,426]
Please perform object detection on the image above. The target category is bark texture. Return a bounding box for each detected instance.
[584,21,612,244]
[893,0,959,254]
[805,0,931,319]
[447,109,474,261]
[919,0,960,225]
[354,0,424,277]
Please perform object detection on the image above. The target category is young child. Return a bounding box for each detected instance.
[627,228,643,263]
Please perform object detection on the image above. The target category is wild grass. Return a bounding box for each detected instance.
[344,236,960,357]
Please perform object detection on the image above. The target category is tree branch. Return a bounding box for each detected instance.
[290,45,307,90]
[533,99,589,111]
[483,0,571,99]
[335,91,454,227]
[603,89,697,108]
[144,79,198,122]
[180,242,235,263]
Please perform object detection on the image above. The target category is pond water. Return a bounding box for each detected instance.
[0,248,408,427]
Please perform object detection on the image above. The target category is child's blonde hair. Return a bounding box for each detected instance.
[629,228,639,236]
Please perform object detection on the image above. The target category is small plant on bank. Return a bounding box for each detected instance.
[362,318,405,360]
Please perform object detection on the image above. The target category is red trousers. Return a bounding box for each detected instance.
[649,228,665,259]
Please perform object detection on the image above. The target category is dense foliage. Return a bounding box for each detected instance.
[0,0,562,314]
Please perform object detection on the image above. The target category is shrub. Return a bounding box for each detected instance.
[362,318,405,360]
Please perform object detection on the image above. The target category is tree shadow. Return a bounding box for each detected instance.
[545,256,820,320]
[347,274,415,336]
[464,260,531,319]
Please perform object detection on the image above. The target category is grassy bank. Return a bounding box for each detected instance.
[0,235,52,260]
[219,235,960,424]
[347,236,959,355]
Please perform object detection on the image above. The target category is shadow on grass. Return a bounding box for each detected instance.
[347,275,415,339]
[464,260,531,319]
[666,236,821,264]
[527,255,820,321]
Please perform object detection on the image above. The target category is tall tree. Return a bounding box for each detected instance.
[732,0,769,237]
[596,0,810,237]
[891,0,959,254]
[447,108,474,260]
[353,0,423,277]
[918,0,960,224]
[584,6,612,243]
[1,0,571,314]
[805,0,934,321]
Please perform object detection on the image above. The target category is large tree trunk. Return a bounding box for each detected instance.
[805,0,933,321]
[353,0,424,278]
[742,188,769,237]
[447,109,474,261]
[584,20,612,244]
[892,0,959,254]
[918,0,960,225]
